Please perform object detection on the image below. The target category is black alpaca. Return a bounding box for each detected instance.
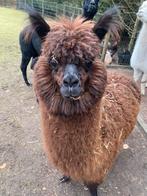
[19,9,50,86]
[83,0,99,20]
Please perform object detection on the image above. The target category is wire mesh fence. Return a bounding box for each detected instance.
[0,0,110,18]
[0,0,139,32]
[0,0,17,7]
[0,0,142,57]
[5,0,84,18]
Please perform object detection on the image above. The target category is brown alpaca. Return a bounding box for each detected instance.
[33,8,141,196]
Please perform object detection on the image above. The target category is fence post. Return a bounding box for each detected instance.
[55,2,57,17]
[31,0,33,7]
[42,0,44,16]
[71,8,75,19]
[16,0,19,9]
[63,4,66,16]
[24,0,26,9]
[78,8,81,16]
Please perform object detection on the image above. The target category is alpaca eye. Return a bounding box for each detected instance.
[49,56,58,70]
[85,60,93,71]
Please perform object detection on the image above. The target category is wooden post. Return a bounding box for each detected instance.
[101,32,111,62]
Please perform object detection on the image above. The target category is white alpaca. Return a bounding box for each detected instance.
[130,0,147,95]
[104,51,112,66]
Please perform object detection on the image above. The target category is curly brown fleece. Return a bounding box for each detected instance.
[34,16,141,185]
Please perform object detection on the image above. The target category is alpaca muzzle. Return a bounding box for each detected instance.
[60,64,81,99]
[87,0,97,12]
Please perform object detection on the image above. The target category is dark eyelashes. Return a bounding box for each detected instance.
[48,56,93,72]
[48,56,59,70]
[84,60,93,71]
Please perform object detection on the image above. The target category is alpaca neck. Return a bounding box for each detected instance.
[51,99,102,147]
[137,23,147,43]
[43,97,103,181]
[131,22,147,68]
[64,98,101,120]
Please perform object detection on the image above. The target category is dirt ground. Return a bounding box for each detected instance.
[0,65,147,196]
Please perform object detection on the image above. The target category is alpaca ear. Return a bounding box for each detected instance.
[93,7,122,41]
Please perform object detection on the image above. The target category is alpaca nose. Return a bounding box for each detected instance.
[63,74,79,88]
[60,64,81,98]
[90,0,96,5]
[63,64,80,88]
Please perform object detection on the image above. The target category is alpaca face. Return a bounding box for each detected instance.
[35,18,107,115]
[83,0,99,19]
[83,0,99,12]
[137,1,147,23]
[45,19,106,102]
[34,8,121,116]
[48,39,96,100]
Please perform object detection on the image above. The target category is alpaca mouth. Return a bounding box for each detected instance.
[70,96,81,100]
[87,5,96,13]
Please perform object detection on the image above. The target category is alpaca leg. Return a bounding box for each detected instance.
[20,56,31,86]
[85,183,99,196]
[141,73,147,95]
[133,69,143,92]
[133,69,142,82]
[60,175,70,183]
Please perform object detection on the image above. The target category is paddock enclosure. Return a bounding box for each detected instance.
[0,6,147,196]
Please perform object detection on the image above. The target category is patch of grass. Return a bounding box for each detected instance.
[0,7,26,61]
[0,7,27,86]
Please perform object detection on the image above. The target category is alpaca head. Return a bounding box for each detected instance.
[137,1,147,23]
[34,8,122,116]
[83,0,99,19]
